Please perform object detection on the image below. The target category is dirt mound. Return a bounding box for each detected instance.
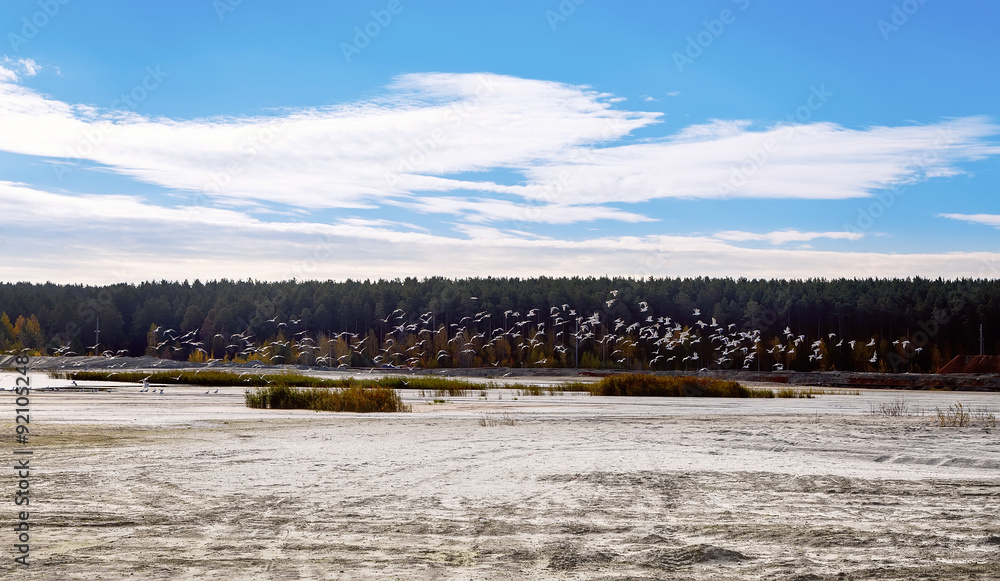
[939,355,1000,374]
[642,544,749,570]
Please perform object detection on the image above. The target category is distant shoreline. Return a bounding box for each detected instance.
[9,355,1000,391]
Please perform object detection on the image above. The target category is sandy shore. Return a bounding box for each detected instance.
[1,372,999,579]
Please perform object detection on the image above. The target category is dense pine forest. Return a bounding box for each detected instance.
[1,277,997,373]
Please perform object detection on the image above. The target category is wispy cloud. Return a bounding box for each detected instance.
[2,181,998,284]
[938,213,1000,228]
[513,117,1000,204]
[0,70,658,220]
[2,62,1000,283]
[386,196,654,224]
[0,66,996,228]
[0,57,38,81]
[714,229,864,245]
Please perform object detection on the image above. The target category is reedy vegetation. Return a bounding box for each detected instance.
[244,384,410,413]
[58,370,847,403]
[587,374,773,397]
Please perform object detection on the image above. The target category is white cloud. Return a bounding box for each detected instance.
[0,67,995,227]
[386,196,654,224]
[666,91,681,97]
[0,57,38,82]
[3,181,1000,284]
[513,117,1000,204]
[2,63,1000,283]
[938,213,1000,228]
[0,70,658,218]
[714,229,864,245]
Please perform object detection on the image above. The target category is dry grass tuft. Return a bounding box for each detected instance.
[935,403,997,427]
[775,387,861,398]
[245,384,410,413]
[589,374,772,398]
[774,388,813,398]
[867,396,924,418]
[478,413,517,426]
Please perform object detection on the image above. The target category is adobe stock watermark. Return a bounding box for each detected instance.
[545,0,587,31]
[673,0,751,73]
[883,255,1000,371]
[48,288,118,354]
[512,116,630,228]
[213,0,244,21]
[842,126,956,240]
[11,354,32,567]
[716,84,833,197]
[194,116,290,208]
[884,296,961,371]
[383,74,498,189]
[340,0,408,64]
[7,0,71,53]
[52,65,169,182]
[877,0,931,41]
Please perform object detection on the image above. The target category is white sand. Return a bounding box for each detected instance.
[1,372,999,579]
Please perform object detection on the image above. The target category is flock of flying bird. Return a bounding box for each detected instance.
[104,291,923,373]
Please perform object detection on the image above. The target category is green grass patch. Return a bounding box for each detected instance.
[588,374,773,398]
[244,384,410,413]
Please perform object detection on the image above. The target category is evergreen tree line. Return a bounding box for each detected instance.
[1,277,997,372]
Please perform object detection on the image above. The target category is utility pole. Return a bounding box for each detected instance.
[94,315,100,356]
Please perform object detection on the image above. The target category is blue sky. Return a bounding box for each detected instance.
[1,0,999,283]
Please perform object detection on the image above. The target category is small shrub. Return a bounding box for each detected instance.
[971,405,998,428]
[478,413,517,427]
[867,395,928,418]
[936,403,971,427]
[245,385,410,413]
[589,374,771,398]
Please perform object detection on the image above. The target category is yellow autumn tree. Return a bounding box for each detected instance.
[1,313,19,352]
[14,315,45,351]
